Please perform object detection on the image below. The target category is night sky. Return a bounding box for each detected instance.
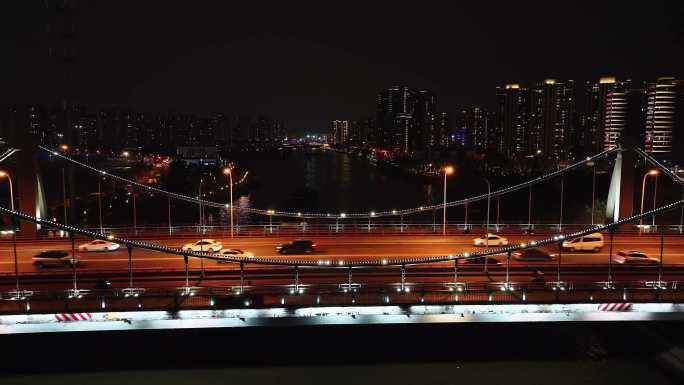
[3,1,683,133]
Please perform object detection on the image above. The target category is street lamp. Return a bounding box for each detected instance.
[60,145,69,226]
[223,167,234,238]
[198,179,204,234]
[482,177,491,273]
[640,170,659,230]
[0,170,20,293]
[267,209,275,233]
[586,160,596,225]
[652,172,659,227]
[442,165,454,236]
[97,176,103,234]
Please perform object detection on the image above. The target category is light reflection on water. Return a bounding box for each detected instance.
[236,150,439,214]
[2,360,672,385]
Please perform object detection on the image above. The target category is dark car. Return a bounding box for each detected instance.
[513,248,556,262]
[32,250,78,269]
[276,240,317,254]
[457,256,501,266]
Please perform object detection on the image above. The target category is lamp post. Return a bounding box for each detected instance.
[223,167,234,238]
[559,175,564,232]
[496,195,500,231]
[167,196,172,235]
[198,179,204,234]
[640,170,659,230]
[652,173,658,227]
[0,171,19,293]
[527,185,532,232]
[97,177,103,234]
[60,144,69,226]
[442,165,454,236]
[132,190,137,236]
[267,209,275,233]
[482,177,491,273]
[586,160,596,225]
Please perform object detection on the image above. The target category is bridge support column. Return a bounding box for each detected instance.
[606,141,636,224]
[294,266,299,293]
[453,259,458,284]
[183,254,189,294]
[607,229,614,285]
[70,232,78,292]
[400,264,406,292]
[167,196,172,236]
[127,245,134,288]
[239,261,245,292]
[9,128,46,239]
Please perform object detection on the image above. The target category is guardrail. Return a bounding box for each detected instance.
[18,222,684,240]
[0,279,682,315]
[0,194,683,317]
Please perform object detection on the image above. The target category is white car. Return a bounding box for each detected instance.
[216,248,254,262]
[612,250,659,264]
[78,239,121,252]
[181,239,223,252]
[473,234,508,246]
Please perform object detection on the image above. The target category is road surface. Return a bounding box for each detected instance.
[0,233,682,274]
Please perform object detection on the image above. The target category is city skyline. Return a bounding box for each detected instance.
[3,2,683,131]
[330,75,684,166]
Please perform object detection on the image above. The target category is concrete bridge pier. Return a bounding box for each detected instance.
[606,137,637,224]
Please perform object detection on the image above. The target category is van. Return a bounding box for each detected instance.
[561,233,604,252]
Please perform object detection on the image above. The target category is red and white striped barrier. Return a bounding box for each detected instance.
[54,313,92,322]
[598,303,632,311]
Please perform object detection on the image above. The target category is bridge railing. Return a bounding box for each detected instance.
[0,278,681,314]
[17,221,684,240]
[0,192,682,313]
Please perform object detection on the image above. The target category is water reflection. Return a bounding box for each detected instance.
[238,150,437,214]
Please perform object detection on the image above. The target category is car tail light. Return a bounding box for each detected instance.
[311,243,317,247]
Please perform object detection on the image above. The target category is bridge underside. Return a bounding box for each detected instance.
[3,303,684,334]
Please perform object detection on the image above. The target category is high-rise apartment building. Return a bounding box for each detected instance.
[330,120,350,145]
[645,77,682,162]
[583,77,635,153]
[495,84,530,155]
[376,86,414,150]
[413,89,436,150]
[455,107,487,150]
[539,79,575,160]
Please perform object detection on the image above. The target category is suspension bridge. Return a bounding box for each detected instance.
[0,139,684,333]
